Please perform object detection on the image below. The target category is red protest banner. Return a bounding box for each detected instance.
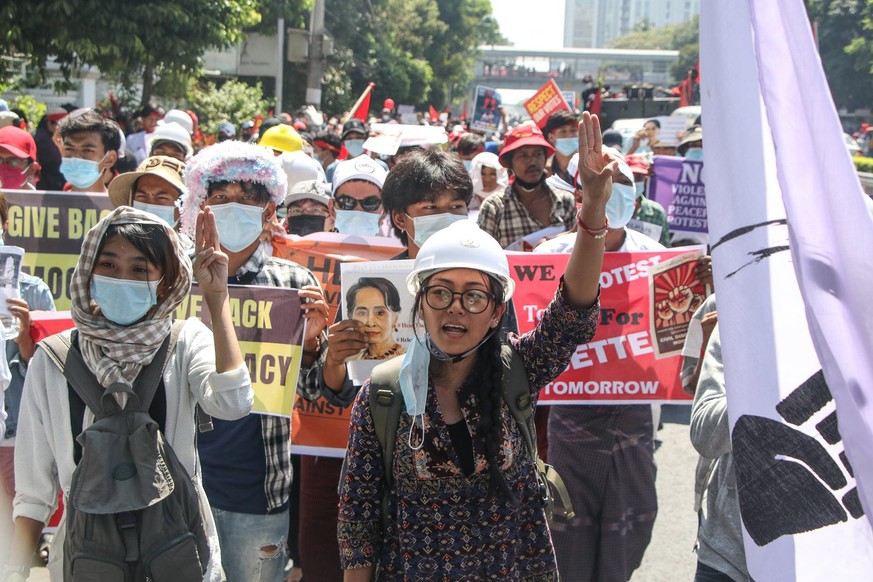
[509,250,700,404]
[524,79,572,129]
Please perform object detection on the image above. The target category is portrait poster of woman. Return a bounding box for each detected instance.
[340,260,415,384]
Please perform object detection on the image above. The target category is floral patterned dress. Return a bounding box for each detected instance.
[338,282,599,581]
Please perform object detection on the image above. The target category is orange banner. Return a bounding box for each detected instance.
[523,79,572,129]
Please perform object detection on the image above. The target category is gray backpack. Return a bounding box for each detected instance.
[41,321,210,582]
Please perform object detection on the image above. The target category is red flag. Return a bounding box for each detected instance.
[590,88,602,116]
[429,105,439,122]
[352,90,371,121]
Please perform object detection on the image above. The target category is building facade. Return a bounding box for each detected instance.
[564,0,700,48]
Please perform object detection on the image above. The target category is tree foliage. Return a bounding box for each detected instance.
[1,0,263,105]
[608,16,699,82]
[187,79,272,135]
[320,0,504,115]
[806,0,873,111]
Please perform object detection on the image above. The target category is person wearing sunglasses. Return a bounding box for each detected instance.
[328,154,388,237]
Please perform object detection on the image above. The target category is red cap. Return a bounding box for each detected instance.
[498,125,555,168]
[293,120,307,131]
[625,154,649,175]
[0,126,37,159]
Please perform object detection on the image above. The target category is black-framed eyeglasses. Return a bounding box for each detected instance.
[422,285,495,314]
[334,195,382,212]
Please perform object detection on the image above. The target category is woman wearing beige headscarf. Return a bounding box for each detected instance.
[5,206,253,582]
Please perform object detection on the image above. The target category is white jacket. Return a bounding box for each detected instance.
[13,318,254,581]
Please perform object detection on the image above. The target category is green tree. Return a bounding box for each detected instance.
[1,0,262,105]
[807,0,873,111]
[608,15,699,81]
[187,79,272,135]
[319,0,503,115]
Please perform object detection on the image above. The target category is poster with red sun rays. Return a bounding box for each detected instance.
[649,249,709,358]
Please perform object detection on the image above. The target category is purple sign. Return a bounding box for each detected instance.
[649,156,707,236]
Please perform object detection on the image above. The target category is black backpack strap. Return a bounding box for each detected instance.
[368,356,405,491]
[134,320,186,412]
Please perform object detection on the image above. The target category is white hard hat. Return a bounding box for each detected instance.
[406,220,514,302]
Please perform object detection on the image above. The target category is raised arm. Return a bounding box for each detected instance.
[563,112,613,308]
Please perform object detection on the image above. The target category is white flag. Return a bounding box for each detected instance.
[701,1,873,579]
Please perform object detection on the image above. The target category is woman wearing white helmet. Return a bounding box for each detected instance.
[338,113,614,581]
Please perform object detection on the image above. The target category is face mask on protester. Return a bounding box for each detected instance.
[287,215,327,236]
[399,335,429,450]
[634,182,645,198]
[684,148,704,161]
[344,140,365,157]
[209,202,266,252]
[462,160,473,171]
[606,182,637,229]
[408,213,467,248]
[133,201,177,227]
[334,209,380,236]
[0,164,29,190]
[90,274,160,326]
[60,155,107,189]
[555,137,578,157]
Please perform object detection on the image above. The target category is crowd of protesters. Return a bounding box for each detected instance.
[0,90,760,582]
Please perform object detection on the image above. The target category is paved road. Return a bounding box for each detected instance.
[26,405,700,582]
[633,404,699,582]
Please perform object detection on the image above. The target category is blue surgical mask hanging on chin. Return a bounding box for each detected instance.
[209,202,266,253]
[408,213,467,248]
[399,335,429,450]
[61,154,107,189]
[555,137,578,157]
[606,182,637,229]
[133,201,177,227]
[90,274,160,326]
[334,209,381,236]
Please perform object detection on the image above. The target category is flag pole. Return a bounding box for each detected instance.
[346,82,376,121]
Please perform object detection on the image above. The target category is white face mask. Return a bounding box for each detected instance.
[408,213,468,248]
[606,182,637,229]
[399,336,429,450]
[209,202,266,252]
[133,201,177,227]
[334,209,381,236]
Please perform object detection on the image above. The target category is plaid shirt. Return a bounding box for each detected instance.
[477,183,577,248]
[231,244,328,511]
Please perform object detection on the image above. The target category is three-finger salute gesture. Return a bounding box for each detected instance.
[576,112,617,211]
[193,207,230,297]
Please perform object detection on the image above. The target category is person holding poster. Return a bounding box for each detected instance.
[536,146,665,582]
[180,141,329,582]
[6,206,254,581]
[303,149,470,582]
[338,112,610,581]
[477,124,577,249]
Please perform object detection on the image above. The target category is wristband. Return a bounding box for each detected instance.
[576,209,609,239]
